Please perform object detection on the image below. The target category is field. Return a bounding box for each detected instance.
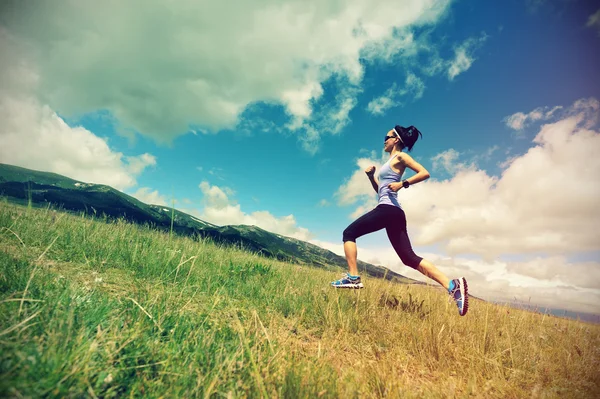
[1,201,599,398]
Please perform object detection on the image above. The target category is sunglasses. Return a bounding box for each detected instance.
[384,135,395,142]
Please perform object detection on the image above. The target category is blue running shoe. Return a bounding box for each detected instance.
[331,273,364,289]
[449,277,468,316]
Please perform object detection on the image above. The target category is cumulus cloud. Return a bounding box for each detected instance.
[0,94,156,190]
[0,0,452,148]
[504,105,564,130]
[505,256,600,290]
[367,85,400,116]
[447,33,488,80]
[431,148,473,175]
[366,73,426,115]
[199,181,233,209]
[296,85,361,154]
[337,98,600,259]
[126,154,157,175]
[335,157,383,207]
[428,255,600,314]
[0,30,157,190]
[130,187,169,206]
[361,30,419,63]
[196,181,312,241]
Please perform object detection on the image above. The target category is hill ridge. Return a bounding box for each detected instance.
[0,163,414,283]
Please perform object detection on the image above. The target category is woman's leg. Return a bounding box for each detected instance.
[415,259,450,290]
[386,208,469,315]
[385,208,450,290]
[344,241,360,276]
[342,206,388,276]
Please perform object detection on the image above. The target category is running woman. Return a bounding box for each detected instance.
[331,125,468,316]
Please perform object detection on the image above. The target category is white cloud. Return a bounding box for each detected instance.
[361,30,418,63]
[366,73,426,115]
[447,48,472,80]
[199,182,232,209]
[126,181,314,241]
[424,254,600,314]
[337,98,600,260]
[335,157,382,207]
[587,9,600,35]
[131,187,168,206]
[295,85,362,154]
[126,154,157,175]
[358,149,380,160]
[0,30,156,191]
[0,95,155,191]
[505,256,600,290]
[0,0,453,149]
[197,181,312,241]
[431,148,473,175]
[504,113,530,131]
[504,105,563,130]
[367,84,400,116]
[374,28,444,77]
[282,81,325,122]
[405,73,426,99]
[447,34,488,80]
[350,203,377,220]
[424,56,446,76]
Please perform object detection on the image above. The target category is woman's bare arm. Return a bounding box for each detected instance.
[387,153,430,192]
[398,153,430,184]
[365,166,379,193]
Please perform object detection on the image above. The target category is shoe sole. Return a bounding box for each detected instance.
[459,277,469,316]
[332,283,364,289]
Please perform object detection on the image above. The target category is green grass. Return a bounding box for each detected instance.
[1,200,599,398]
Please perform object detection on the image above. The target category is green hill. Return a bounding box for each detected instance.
[0,163,413,283]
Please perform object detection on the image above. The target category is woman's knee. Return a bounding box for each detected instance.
[342,227,356,243]
[400,253,423,269]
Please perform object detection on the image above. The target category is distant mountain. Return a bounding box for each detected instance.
[0,163,415,283]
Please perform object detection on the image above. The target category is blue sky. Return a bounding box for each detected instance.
[1,0,599,314]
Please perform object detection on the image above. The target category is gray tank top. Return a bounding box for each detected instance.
[378,154,403,208]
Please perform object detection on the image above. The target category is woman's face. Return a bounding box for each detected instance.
[383,129,398,152]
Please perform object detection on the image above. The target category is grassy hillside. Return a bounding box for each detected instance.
[0,163,412,282]
[1,201,599,398]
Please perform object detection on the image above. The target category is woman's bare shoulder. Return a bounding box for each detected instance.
[395,152,414,164]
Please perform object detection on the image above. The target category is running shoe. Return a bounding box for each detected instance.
[449,277,468,316]
[331,273,364,289]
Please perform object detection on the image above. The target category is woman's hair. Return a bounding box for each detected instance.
[394,125,422,152]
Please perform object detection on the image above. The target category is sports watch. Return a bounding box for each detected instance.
[402,180,410,189]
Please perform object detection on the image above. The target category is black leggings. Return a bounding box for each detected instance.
[342,204,423,269]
